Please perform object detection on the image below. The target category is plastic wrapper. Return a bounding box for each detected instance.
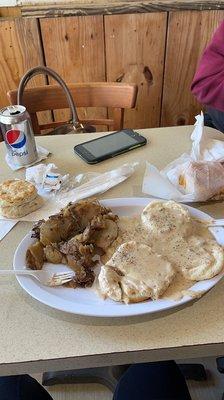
[55,162,139,204]
[1,162,139,222]
[26,163,69,192]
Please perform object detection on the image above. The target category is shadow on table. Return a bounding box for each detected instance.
[17,281,207,327]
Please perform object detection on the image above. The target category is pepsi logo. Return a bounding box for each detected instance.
[6,129,26,149]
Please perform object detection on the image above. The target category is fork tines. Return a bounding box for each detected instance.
[49,272,75,286]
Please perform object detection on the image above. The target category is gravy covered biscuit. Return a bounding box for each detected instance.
[140,201,224,281]
[166,235,224,281]
[141,200,191,239]
[0,179,43,218]
[98,241,176,303]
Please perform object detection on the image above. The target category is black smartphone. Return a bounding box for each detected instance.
[74,129,147,164]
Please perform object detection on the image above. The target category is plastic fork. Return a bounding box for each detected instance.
[196,218,224,228]
[208,219,224,227]
[0,269,75,287]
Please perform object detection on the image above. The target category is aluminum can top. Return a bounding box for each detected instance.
[0,105,28,124]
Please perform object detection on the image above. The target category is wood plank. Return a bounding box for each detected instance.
[21,1,224,18]
[0,18,51,131]
[0,7,21,18]
[161,10,224,127]
[105,13,167,129]
[40,16,107,131]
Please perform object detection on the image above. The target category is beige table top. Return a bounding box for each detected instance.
[1,125,224,376]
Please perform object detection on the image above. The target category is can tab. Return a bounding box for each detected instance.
[8,106,20,115]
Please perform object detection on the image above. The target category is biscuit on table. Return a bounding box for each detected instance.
[0,195,43,219]
[0,179,37,207]
[0,179,43,219]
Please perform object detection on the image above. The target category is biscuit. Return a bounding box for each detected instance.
[141,200,191,239]
[169,236,224,281]
[0,195,43,219]
[0,179,37,207]
[98,241,176,303]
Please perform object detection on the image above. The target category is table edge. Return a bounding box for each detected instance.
[1,342,223,376]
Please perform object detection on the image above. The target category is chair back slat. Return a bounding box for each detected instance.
[7,82,138,133]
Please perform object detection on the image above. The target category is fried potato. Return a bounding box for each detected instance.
[26,241,45,270]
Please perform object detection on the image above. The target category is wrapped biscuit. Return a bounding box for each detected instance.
[142,112,224,202]
[178,161,224,200]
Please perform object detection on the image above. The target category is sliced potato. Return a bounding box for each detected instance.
[44,244,65,264]
[26,241,45,270]
[94,219,118,251]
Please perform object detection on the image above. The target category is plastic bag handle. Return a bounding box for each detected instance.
[17,66,83,131]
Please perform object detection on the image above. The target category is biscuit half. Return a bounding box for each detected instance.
[0,195,43,219]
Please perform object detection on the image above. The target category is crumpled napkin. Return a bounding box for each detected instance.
[0,162,139,222]
[26,163,69,193]
[5,145,50,171]
[142,112,224,202]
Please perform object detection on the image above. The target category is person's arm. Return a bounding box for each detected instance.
[191,20,224,112]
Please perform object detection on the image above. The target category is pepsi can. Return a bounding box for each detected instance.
[0,105,38,167]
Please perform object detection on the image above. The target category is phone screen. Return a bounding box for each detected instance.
[82,131,138,158]
[74,129,147,164]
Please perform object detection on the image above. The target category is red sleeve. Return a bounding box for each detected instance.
[191,20,224,112]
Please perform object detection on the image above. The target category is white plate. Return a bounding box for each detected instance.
[13,198,224,318]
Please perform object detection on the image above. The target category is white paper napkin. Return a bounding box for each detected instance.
[0,162,139,222]
[0,220,17,241]
[142,113,224,202]
[142,162,195,202]
[5,145,50,171]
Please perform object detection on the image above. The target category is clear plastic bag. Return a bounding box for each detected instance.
[11,162,139,222]
[55,162,139,205]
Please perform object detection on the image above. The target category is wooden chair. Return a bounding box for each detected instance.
[7,82,138,134]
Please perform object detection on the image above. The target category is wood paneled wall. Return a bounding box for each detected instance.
[40,16,107,128]
[105,13,167,129]
[0,18,51,125]
[161,11,224,126]
[0,11,223,132]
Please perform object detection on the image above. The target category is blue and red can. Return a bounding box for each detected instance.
[0,105,37,167]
